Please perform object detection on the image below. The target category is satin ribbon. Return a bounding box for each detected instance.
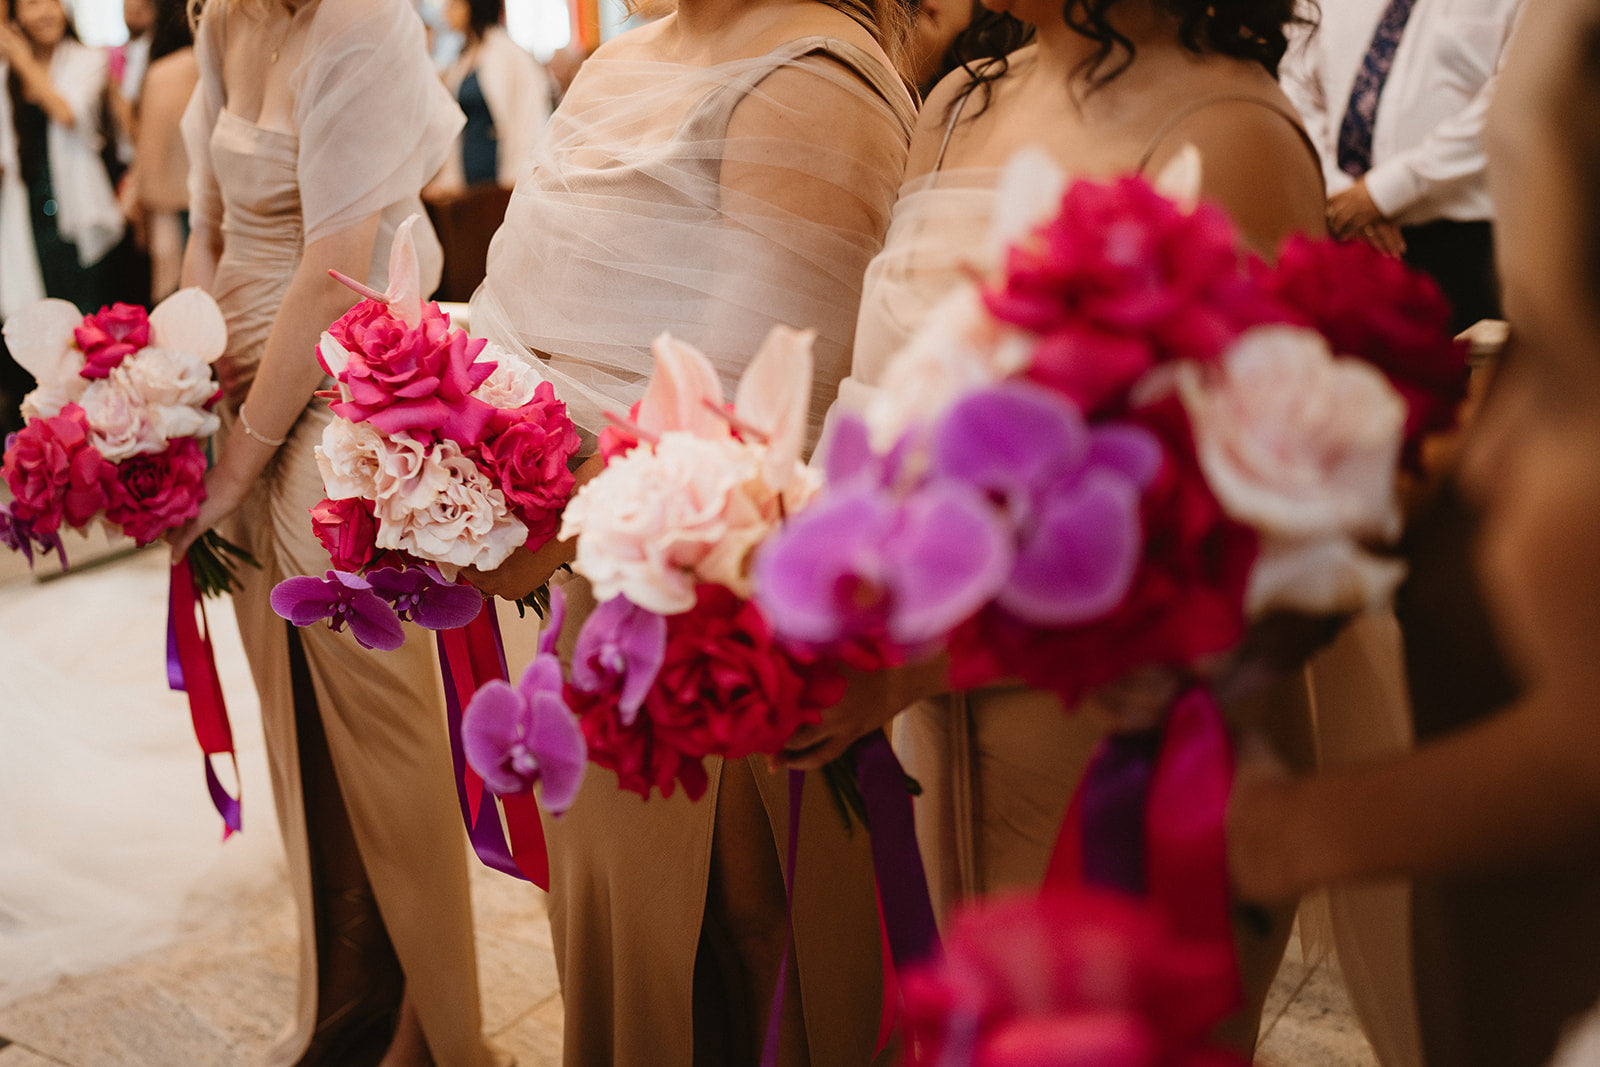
[166,557,242,838]
[437,599,551,889]
[1045,686,1242,1009]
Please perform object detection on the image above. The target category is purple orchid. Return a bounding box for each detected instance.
[570,595,668,725]
[461,586,587,813]
[929,382,1162,626]
[270,570,406,651]
[753,479,1014,652]
[0,500,66,570]
[367,564,484,630]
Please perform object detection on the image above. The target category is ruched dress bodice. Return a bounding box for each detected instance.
[208,110,302,401]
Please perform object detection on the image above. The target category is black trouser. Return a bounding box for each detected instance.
[1401,218,1501,335]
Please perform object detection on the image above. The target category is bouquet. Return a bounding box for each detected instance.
[902,889,1246,1067]
[752,146,1467,708]
[466,325,846,805]
[270,215,583,649]
[0,289,253,593]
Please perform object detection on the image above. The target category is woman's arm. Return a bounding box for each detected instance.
[0,27,76,128]
[170,215,381,555]
[1229,682,1600,901]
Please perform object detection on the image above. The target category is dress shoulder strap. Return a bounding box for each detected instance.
[1135,93,1323,187]
[933,86,975,175]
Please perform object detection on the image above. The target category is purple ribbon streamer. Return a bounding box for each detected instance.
[204,755,244,834]
[1079,730,1162,896]
[164,578,186,692]
[437,604,528,882]
[855,729,940,967]
[760,770,806,1067]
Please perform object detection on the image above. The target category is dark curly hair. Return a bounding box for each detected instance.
[950,0,1316,119]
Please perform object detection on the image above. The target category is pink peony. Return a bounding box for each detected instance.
[310,496,380,572]
[325,300,496,443]
[984,177,1279,417]
[2,403,119,533]
[475,381,582,548]
[106,437,209,545]
[75,304,151,380]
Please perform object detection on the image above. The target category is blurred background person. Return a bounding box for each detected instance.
[124,0,193,302]
[1282,0,1522,332]
[431,0,549,194]
[903,0,1022,96]
[0,0,124,436]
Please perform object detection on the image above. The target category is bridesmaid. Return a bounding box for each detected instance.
[463,1,915,1062]
[169,0,497,1063]
[784,0,1327,1051]
[1230,3,1600,1063]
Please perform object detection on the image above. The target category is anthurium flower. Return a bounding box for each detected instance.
[929,382,1160,627]
[367,564,484,630]
[752,479,1013,652]
[570,595,669,725]
[461,586,587,812]
[270,570,406,651]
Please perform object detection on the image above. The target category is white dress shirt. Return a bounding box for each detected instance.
[1281,0,1522,225]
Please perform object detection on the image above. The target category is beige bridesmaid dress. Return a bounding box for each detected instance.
[184,1,493,1062]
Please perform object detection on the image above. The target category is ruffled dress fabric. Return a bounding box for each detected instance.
[471,35,914,1064]
[181,1,493,1063]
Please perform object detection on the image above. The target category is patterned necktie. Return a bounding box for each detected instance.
[1336,0,1423,179]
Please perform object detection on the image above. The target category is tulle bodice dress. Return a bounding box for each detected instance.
[471,31,915,1065]
[182,1,493,1062]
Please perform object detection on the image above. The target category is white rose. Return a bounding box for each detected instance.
[1178,326,1405,542]
[121,347,217,409]
[374,439,528,571]
[472,342,542,409]
[79,375,164,461]
[150,404,220,441]
[315,418,390,501]
[371,432,450,518]
[20,375,88,421]
[865,286,1031,451]
[561,432,775,614]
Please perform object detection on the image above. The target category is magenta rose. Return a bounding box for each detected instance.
[310,496,380,572]
[75,303,151,380]
[326,301,496,442]
[984,177,1281,417]
[106,437,209,545]
[2,403,119,534]
[476,382,582,548]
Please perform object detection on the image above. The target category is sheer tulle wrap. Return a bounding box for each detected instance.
[470,41,914,450]
[182,0,462,290]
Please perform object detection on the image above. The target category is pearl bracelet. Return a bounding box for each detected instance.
[237,408,287,448]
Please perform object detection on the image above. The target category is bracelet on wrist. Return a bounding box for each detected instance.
[237,407,287,448]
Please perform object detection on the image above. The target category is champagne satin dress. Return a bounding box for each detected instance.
[184,1,492,1062]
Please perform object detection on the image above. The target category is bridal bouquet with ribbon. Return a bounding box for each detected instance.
[752,148,1468,1026]
[269,215,583,651]
[0,290,246,588]
[0,288,258,835]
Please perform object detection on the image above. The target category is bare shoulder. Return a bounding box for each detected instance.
[1144,86,1327,256]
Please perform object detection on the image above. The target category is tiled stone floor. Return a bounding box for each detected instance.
[0,549,1379,1065]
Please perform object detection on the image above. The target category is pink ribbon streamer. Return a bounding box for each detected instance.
[1046,686,1242,1011]
[166,558,242,838]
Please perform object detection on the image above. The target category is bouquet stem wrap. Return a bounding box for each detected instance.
[437,600,550,888]
[166,558,242,837]
[761,731,940,1066]
[1046,687,1241,1011]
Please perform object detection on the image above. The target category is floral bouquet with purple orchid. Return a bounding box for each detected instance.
[0,289,256,595]
[462,325,870,813]
[269,216,583,650]
[752,146,1467,710]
